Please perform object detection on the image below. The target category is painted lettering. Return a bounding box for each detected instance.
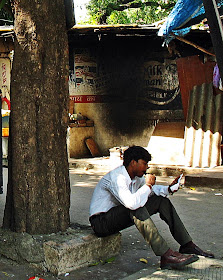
[149,91,168,99]
[2,63,7,84]
[145,79,162,86]
[74,96,82,102]
[147,65,163,76]
[87,96,96,102]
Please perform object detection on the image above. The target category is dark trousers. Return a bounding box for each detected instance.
[89,195,192,256]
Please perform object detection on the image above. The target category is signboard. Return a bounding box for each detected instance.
[0,58,10,89]
[140,59,181,110]
[0,58,11,110]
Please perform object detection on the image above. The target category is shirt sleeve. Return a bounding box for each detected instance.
[152,184,169,197]
[107,174,152,210]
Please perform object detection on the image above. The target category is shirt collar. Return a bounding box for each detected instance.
[121,165,132,185]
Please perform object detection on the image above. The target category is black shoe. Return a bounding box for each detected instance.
[160,248,199,270]
[179,242,214,258]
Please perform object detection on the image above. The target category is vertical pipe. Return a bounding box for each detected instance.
[184,88,196,166]
[201,84,213,167]
[202,0,223,167]
[210,92,222,167]
[192,84,205,167]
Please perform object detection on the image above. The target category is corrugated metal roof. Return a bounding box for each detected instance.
[0,25,13,37]
[69,23,210,37]
[176,56,222,168]
[69,24,159,35]
[0,24,209,37]
[0,25,13,32]
[71,24,155,29]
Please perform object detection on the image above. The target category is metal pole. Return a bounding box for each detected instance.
[202,0,223,80]
[64,0,75,29]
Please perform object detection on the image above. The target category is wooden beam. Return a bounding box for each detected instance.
[174,34,215,57]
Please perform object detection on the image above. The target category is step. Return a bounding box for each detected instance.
[185,166,223,188]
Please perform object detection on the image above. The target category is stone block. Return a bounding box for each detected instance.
[0,226,121,276]
[43,231,121,275]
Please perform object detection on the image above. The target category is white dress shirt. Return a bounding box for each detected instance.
[90,165,169,217]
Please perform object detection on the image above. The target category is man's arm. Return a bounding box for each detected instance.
[108,174,152,210]
[151,175,182,197]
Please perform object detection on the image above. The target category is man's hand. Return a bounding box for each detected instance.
[168,174,183,194]
[145,174,156,189]
[169,175,181,186]
[169,183,180,194]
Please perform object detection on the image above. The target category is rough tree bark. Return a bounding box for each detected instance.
[3,0,70,234]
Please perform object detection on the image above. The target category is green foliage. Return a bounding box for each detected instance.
[107,10,131,24]
[0,0,13,25]
[89,256,116,266]
[84,0,177,25]
[0,9,13,25]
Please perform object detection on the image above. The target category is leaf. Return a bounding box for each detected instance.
[139,258,148,264]
[105,256,116,263]
[89,257,115,266]
[89,261,100,267]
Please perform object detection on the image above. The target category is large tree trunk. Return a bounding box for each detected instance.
[3,0,70,234]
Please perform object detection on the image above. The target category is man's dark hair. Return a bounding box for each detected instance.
[123,146,151,167]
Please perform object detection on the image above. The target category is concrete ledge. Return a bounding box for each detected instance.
[0,224,121,276]
[185,174,223,189]
[44,229,121,275]
[68,157,214,177]
[184,166,223,189]
[148,165,204,177]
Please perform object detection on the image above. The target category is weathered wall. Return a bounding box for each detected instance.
[68,126,95,158]
[69,35,184,156]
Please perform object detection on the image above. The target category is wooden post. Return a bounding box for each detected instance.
[203,0,223,81]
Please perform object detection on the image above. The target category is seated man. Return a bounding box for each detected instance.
[89,146,214,269]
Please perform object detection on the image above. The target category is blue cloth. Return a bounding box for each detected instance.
[158,0,203,38]
[158,0,223,44]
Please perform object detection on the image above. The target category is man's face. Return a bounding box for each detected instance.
[133,159,148,177]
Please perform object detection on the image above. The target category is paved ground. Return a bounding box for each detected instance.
[122,257,223,280]
[0,159,223,279]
